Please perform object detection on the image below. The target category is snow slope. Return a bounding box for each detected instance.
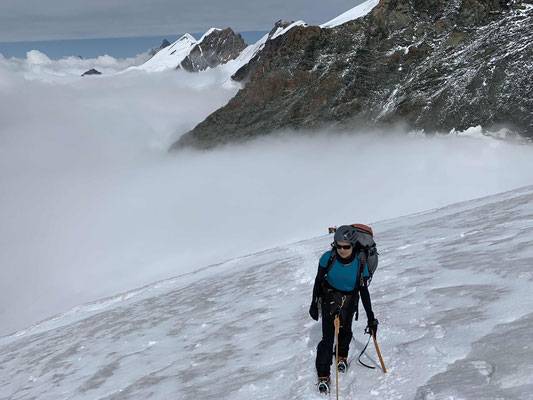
[320,0,379,28]
[1,185,533,399]
[216,33,269,83]
[271,21,308,39]
[125,33,199,72]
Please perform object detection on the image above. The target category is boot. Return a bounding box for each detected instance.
[317,376,330,393]
[337,356,348,373]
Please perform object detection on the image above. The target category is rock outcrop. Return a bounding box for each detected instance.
[172,0,533,150]
[147,39,172,58]
[231,20,302,83]
[180,28,247,72]
[81,69,102,77]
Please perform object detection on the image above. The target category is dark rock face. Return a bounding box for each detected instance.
[81,69,102,77]
[172,0,533,150]
[232,20,297,83]
[147,39,172,57]
[180,28,247,72]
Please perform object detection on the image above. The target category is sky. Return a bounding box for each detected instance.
[1,52,533,337]
[0,32,269,59]
[0,0,367,42]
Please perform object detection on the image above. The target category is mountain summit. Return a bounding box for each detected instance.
[129,28,245,73]
[172,0,533,149]
[180,28,247,72]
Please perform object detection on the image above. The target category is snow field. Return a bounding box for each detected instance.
[1,185,533,399]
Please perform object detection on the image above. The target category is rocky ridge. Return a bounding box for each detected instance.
[231,20,305,82]
[131,29,246,73]
[81,68,102,77]
[172,0,533,150]
[180,28,247,72]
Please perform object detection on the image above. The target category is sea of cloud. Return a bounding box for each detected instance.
[0,49,151,80]
[1,51,532,337]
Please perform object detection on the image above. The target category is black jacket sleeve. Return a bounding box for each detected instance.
[311,264,326,304]
[359,280,375,321]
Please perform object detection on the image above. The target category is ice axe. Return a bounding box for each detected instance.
[334,315,340,399]
[372,331,387,373]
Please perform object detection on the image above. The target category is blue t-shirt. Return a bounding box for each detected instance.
[319,250,369,291]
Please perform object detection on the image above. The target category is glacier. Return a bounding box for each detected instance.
[1,185,532,399]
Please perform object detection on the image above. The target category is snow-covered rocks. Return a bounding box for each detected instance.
[180,28,247,72]
[128,28,246,73]
[174,0,533,149]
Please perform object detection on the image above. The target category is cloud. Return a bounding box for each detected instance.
[1,56,533,337]
[0,59,238,336]
[0,50,152,80]
[26,49,52,65]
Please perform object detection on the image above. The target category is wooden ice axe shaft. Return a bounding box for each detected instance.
[372,332,387,373]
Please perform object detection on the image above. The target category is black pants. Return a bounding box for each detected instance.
[315,291,357,377]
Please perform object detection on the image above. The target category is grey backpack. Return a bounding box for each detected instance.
[326,224,379,288]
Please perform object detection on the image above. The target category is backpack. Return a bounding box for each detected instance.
[325,224,379,288]
[323,224,379,321]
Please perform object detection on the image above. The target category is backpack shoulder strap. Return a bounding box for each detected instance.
[351,250,366,319]
[325,250,337,275]
[354,250,365,290]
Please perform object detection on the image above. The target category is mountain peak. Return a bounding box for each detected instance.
[179,28,247,72]
[269,20,294,36]
[199,27,222,42]
[172,0,533,149]
[178,33,196,43]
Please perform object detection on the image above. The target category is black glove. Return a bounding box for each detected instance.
[366,318,379,337]
[309,302,319,321]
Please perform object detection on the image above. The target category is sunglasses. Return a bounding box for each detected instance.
[332,243,353,250]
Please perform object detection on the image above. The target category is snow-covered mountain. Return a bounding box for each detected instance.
[125,34,198,72]
[126,28,246,73]
[179,28,247,73]
[2,185,532,399]
[173,0,533,149]
[129,0,379,76]
[147,39,171,58]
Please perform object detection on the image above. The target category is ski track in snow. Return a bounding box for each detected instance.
[1,186,533,399]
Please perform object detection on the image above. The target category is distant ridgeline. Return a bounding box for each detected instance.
[0,31,267,60]
[170,0,533,150]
